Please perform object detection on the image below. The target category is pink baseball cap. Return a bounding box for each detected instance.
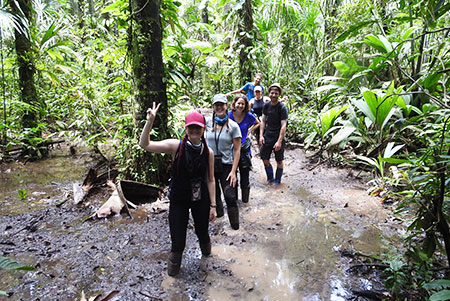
[185,112,206,128]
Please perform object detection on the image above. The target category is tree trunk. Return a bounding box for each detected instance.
[11,0,38,131]
[128,0,169,184]
[202,0,209,24]
[78,0,85,29]
[323,0,340,75]
[239,0,253,81]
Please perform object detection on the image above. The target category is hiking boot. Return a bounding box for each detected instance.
[242,187,250,203]
[200,242,211,257]
[167,252,182,276]
[227,207,239,230]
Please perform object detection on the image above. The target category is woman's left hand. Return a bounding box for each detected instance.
[209,208,217,222]
[227,172,237,187]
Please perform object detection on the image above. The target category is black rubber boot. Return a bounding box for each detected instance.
[200,242,211,257]
[227,207,239,230]
[242,187,250,203]
[167,252,182,276]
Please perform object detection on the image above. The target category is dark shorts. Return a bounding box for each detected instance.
[260,137,285,161]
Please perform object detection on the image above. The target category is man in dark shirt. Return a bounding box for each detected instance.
[259,83,289,185]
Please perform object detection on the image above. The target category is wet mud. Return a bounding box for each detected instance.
[0,144,403,300]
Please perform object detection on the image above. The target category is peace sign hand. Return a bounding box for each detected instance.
[146,102,161,121]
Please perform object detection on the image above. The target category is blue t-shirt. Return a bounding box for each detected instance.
[242,82,265,101]
[229,111,257,143]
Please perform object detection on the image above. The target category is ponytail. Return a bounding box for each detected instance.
[176,135,188,176]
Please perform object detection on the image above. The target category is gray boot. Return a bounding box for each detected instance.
[200,242,211,257]
[167,252,182,276]
[242,187,250,203]
[227,207,239,230]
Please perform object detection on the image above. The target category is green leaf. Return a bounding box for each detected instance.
[364,34,389,53]
[381,158,409,164]
[430,290,450,301]
[315,84,343,93]
[355,155,378,168]
[335,20,376,43]
[40,22,61,48]
[383,142,404,158]
[304,132,317,149]
[377,35,393,53]
[320,105,348,137]
[423,279,450,290]
[0,290,9,296]
[361,89,378,121]
[182,40,213,54]
[402,27,417,40]
[332,61,350,75]
[47,49,64,61]
[424,73,442,90]
[102,0,127,13]
[54,64,75,74]
[329,126,356,146]
[0,257,35,271]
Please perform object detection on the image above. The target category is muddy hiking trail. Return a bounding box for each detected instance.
[0,144,403,300]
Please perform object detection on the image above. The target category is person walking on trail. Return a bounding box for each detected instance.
[226,72,265,102]
[229,94,260,204]
[259,83,289,185]
[139,103,216,277]
[205,94,242,230]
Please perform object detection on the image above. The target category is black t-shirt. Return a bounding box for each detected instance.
[262,101,289,139]
[169,141,209,203]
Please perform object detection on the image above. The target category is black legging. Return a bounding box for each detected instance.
[169,193,210,253]
[238,163,250,189]
[215,164,238,209]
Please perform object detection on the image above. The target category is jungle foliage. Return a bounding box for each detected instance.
[0,0,449,297]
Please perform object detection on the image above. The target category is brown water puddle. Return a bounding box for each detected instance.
[0,147,94,216]
[198,182,387,300]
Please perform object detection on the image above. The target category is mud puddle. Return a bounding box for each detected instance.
[0,146,95,216]
[0,146,402,300]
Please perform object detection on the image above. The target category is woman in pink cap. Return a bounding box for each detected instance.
[139,102,216,277]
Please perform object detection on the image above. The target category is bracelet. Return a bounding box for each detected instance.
[210,205,216,208]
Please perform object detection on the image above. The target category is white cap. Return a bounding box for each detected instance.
[212,94,227,105]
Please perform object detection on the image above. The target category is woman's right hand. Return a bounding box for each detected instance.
[146,102,161,121]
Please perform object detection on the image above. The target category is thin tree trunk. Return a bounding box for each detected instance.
[78,0,85,29]
[129,0,169,184]
[239,0,253,81]
[414,24,427,80]
[202,0,209,24]
[409,2,415,76]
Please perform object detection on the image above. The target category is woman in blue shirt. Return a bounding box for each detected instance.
[229,94,260,203]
